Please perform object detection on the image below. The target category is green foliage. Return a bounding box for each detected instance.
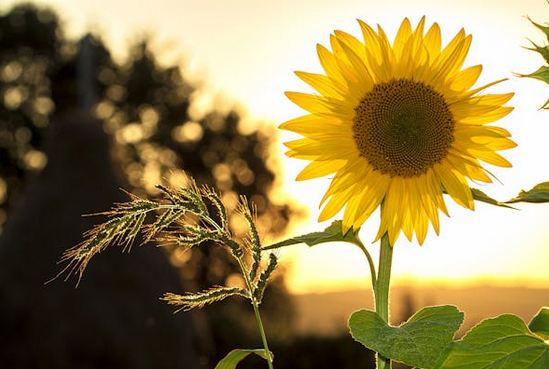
[349,306,549,369]
[527,42,549,62]
[214,349,271,369]
[529,307,549,340]
[349,305,464,369]
[438,314,549,369]
[467,181,549,209]
[520,16,549,108]
[263,220,361,250]
[507,182,549,203]
[470,188,516,209]
[521,65,549,83]
[529,16,549,45]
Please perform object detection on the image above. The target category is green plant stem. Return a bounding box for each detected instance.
[375,233,393,369]
[352,239,377,290]
[236,258,274,369]
[251,298,274,369]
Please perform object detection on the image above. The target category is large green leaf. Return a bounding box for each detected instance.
[529,307,549,340]
[349,305,464,369]
[262,220,360,250]
[506,182,549,203]
[437,314,549,369]
[214,349,271,369]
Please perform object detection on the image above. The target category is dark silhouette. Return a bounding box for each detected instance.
[0,3,297,368]
[0,6,199,366]
[0,110,198,368]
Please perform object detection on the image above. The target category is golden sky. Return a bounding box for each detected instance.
[4,0,549,293]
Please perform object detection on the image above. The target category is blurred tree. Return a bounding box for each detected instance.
[0,3,60,230]
[0,2,297,368]
[102,41,296,364]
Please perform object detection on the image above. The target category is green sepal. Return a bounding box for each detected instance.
[349,305,464,369]
[214,349,271,369]
[262,220,360,250]
[529,307,549,340]
[519,65,549,84]
[526,41,549,63]
[506,182,549,203]
[437,314,549,369]
[528,17,549,43]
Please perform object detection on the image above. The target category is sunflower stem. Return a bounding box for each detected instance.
[375,233,393,369]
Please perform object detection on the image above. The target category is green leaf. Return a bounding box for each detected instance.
[506,182,549,203]
[349,305,464,369]
[214,349,271,369]
[529,307,549,340]
[262,220,360,250]
[437,314,549,369]
[520,65,549,84]
[471,188,516,209]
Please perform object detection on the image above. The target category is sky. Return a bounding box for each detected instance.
[3,0,548,293]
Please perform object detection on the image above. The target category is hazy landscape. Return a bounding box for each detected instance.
[293,285,549,336]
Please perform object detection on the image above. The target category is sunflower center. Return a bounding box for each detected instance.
[352,79,455,177]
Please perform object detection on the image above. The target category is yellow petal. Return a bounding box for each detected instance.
[357,19,381,59]
[294,71,346,99]
[333,30,366,59]
[353,173,390,226]
[434,164,474,209]
[467,149,512,167]
[430,35,472,83]
[445,152,492,183]
[284,137,354,153]
[285,91,354,119]
[319,184,356,221]
[469,92,514,106]
[449,65,482,92]
[424,22,441,56]
[458,106,514,125]
[296,159,347,181]
[392,18,412,58]
[279,115,342,134]
[316,44,347,85]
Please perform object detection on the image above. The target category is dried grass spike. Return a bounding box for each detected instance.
[253,253,278,303]
[162,287,249,312]
[202,186,229,231]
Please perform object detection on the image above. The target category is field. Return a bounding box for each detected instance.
[292,285,549,336]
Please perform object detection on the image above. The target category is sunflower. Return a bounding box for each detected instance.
[281,17,516,245]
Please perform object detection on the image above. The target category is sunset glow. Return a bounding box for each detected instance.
[6,0,548,293]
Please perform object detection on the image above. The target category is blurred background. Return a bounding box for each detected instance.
[0,1,547,369]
